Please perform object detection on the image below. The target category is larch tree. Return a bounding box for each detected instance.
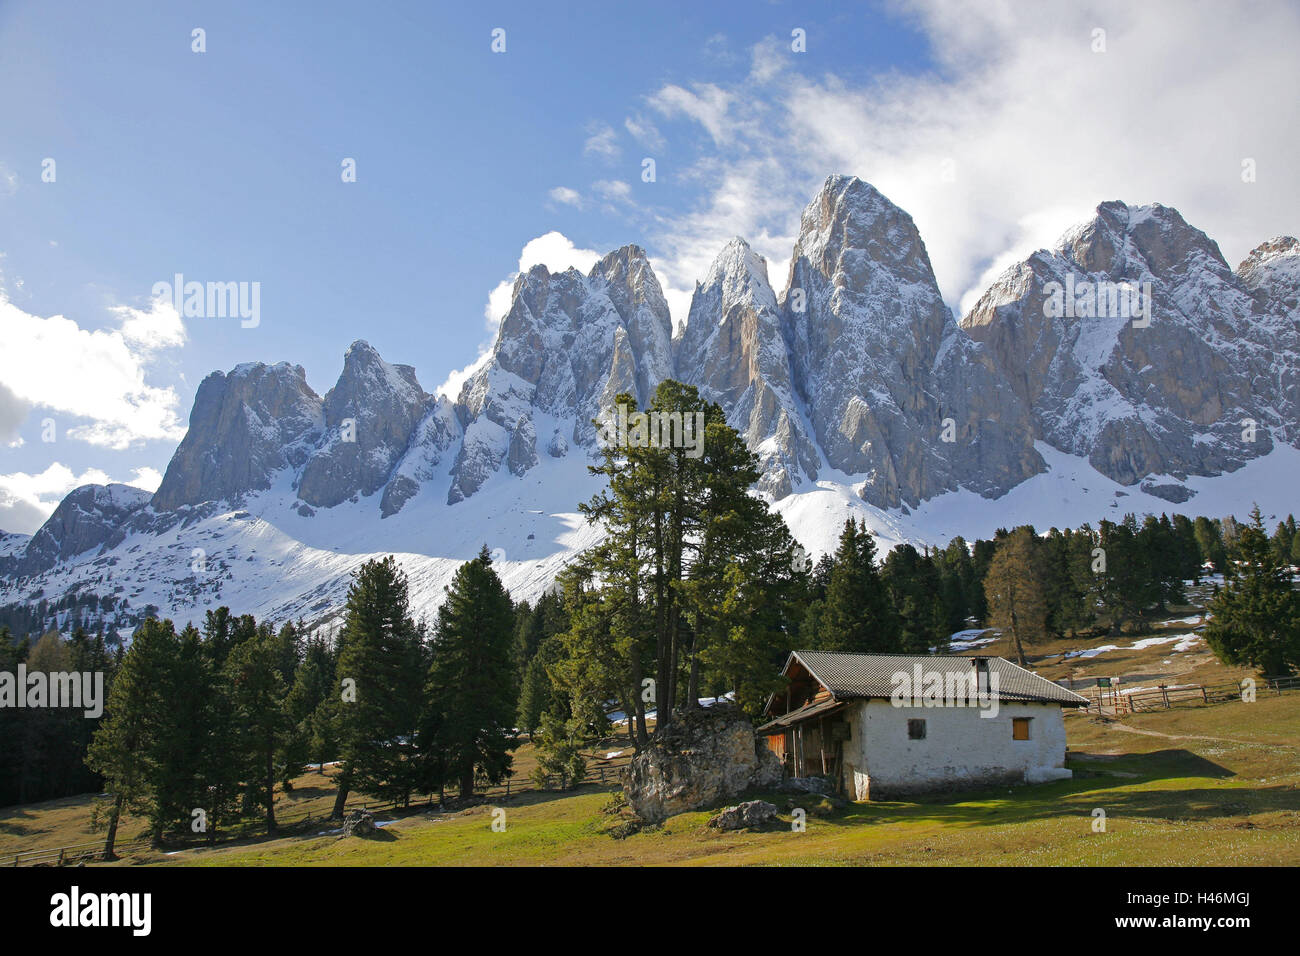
[983,527,1050,667]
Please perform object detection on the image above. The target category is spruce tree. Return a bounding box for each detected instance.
[86,617,191,852]
[882,544,946,653]
[423,547,517,798]
[1193,516,1228,573]
[331,556,425,813]
[225,626,290,833]
[1205,506,1300,676]
[818,519,898,653]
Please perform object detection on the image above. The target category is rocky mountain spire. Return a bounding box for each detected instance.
[675,237,819,498]
[781,174,1042,508]
[961,202,1285,495]
[297,340,432,509]
[151,361,323,511]
[447,244,674,504]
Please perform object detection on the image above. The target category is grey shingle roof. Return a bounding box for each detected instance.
[787,651,1090,707]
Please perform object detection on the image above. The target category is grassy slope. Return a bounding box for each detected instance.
[6,599,1295,867]
[137,693,1299,867]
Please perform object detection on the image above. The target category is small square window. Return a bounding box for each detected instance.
[908,718,927,740]
[1013,717,1031,740]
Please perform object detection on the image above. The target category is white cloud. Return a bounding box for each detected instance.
[647,83,740,147]
[112,296,186,352]
[0,380,31,444]
[624,114,665,151]
[436,348,493,403]
[438,232,604,400]
[548,186,583,208]
[127,466,163,493]
[625,0,1300,319]
[0,289,187,449]
[583,121,621,160]
[593,179,632,201]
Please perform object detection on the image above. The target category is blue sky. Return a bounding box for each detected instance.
[2,0,1298,533]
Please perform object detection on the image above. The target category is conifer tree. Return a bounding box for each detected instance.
[286,635,336,773]
[1205,506,1300,676]
[515,652,554,740]
[882,544,945,653]
[331,556,425,814]
[423,547,517,798]
[983,528,1049,666]
[818,519,899,653]
[1193,516,1228,572]
[87,617,190,852]
[225,625,290,833]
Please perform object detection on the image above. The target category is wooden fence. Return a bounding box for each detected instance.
[1084,674,1299,716]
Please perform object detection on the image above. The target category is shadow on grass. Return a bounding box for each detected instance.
[0,814,35,836]
[759,748,1295,833]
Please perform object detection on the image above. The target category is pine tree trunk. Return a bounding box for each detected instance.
[265,743,277,834]
[629,658,648,748]
[460,768,475,799]
[331,767,351,818]
[101,792,124,860]
[1010,608,1027,667]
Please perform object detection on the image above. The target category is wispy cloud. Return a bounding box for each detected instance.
[624,114,665,151]
[548,186,583,208]
[616,0,1300,322]
[593,179,631,202]
[583,121,621,160]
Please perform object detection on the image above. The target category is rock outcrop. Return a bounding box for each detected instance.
[623,704,782,823]
[151,362,323,510]
[707,799,780,830]
[14,484,152,575]
[1234,236,1300,446]
[448,245,674,504]
[961,202,1292,490]
[297,341,432,509]
[341,809,375,837]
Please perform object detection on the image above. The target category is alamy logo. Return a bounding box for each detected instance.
[0,666,103,718]
[152,273,260,328]
[1042,274,1152,328]
[890,663,1001,718]
[49,886,151,936]
[597,403,705,459]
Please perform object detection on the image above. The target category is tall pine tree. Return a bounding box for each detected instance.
[423,547,517,798]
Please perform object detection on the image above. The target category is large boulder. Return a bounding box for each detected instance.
[342,809,375,837]
[624,704,781,823]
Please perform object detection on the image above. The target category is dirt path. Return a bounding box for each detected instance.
[1107,721,1300,751]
